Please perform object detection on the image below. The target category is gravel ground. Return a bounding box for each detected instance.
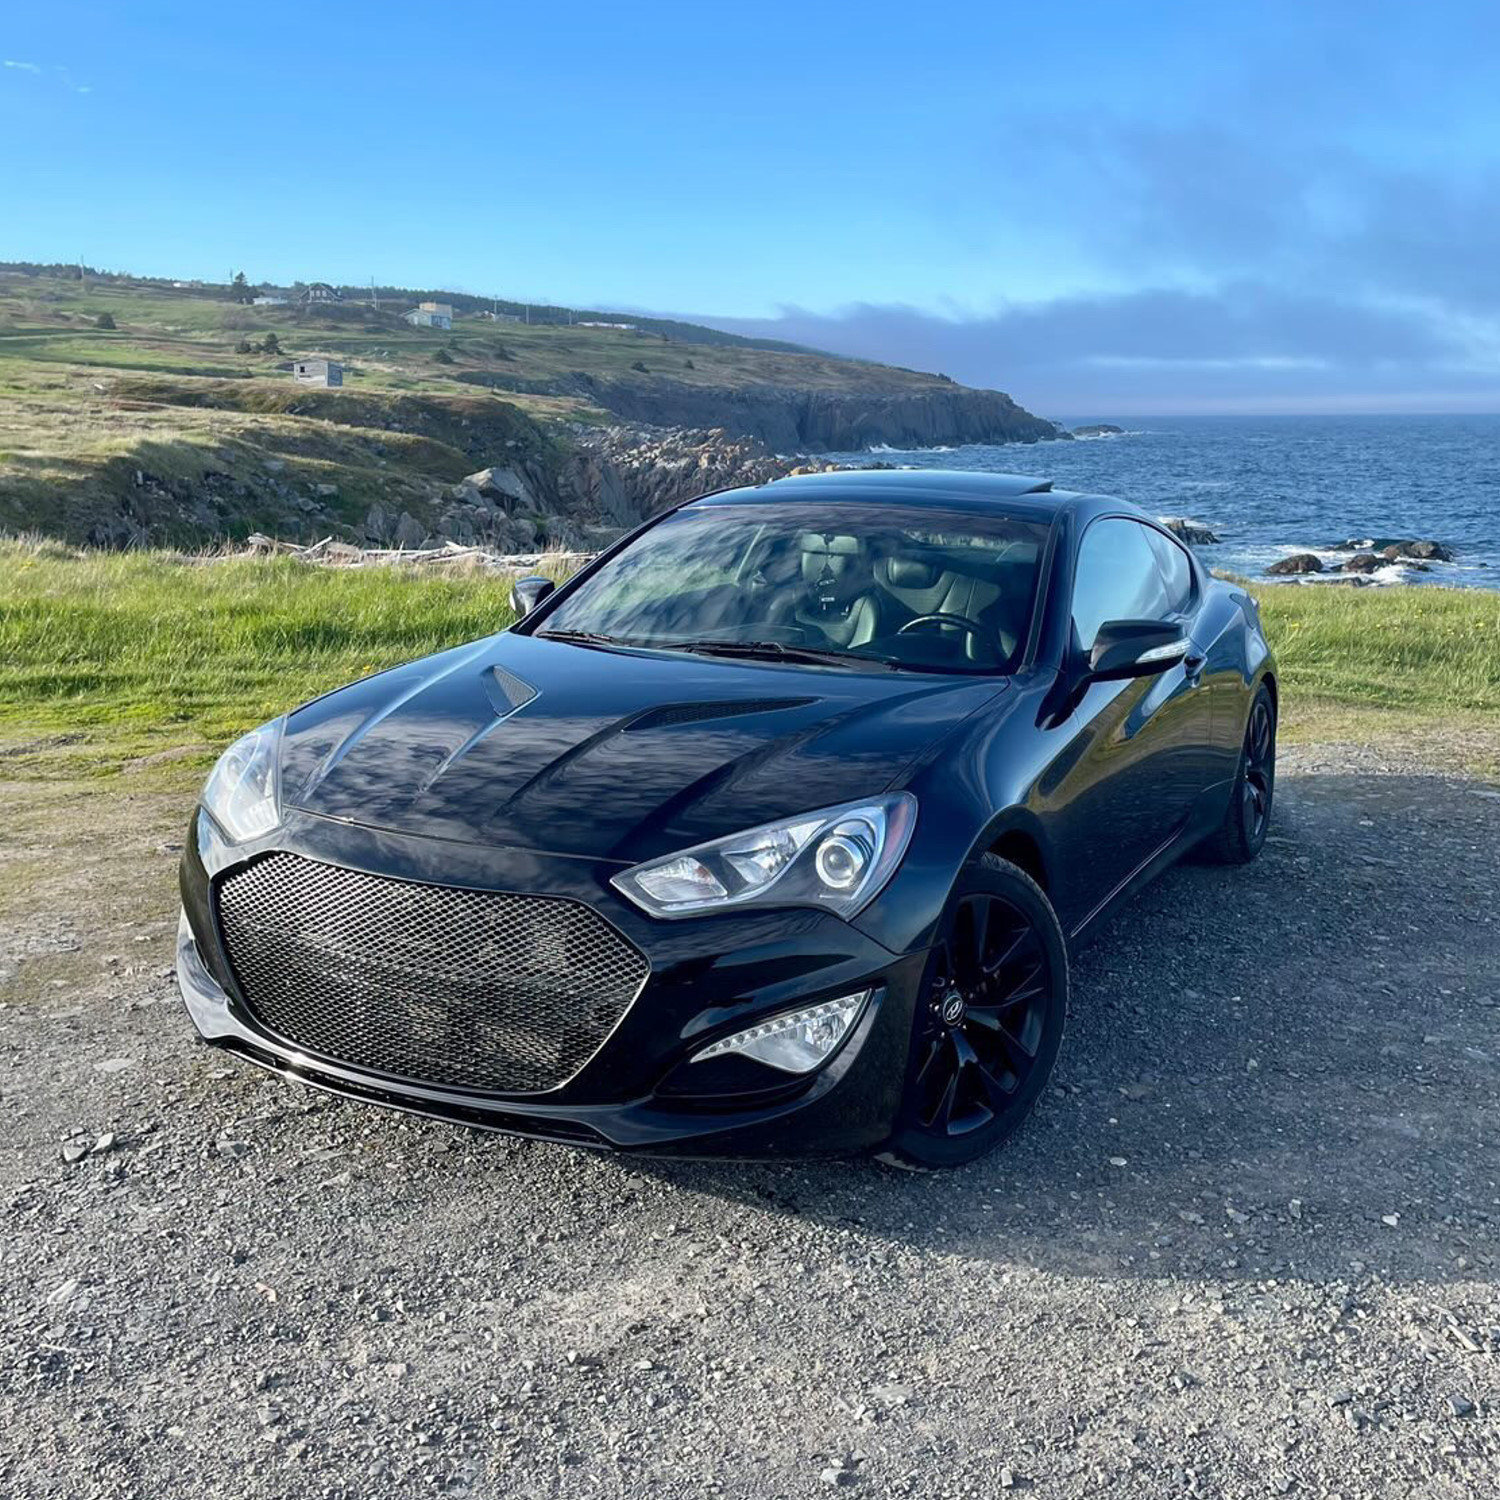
[2,743,1498,1499]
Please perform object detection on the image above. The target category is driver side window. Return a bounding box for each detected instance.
[1070,519,1173,654]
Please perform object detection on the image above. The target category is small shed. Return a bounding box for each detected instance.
[405,300,454,330]
[293,359,343,387]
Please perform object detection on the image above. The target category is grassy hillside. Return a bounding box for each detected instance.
[0,269,1038,547]
[2,540,1497,781]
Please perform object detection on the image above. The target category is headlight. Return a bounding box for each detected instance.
[200,719,284,843]
[612,794,916,919]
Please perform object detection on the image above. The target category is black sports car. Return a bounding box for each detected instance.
[177,469,1276,1167]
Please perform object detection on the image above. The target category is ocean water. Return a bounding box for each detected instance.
[827,414,1500,589]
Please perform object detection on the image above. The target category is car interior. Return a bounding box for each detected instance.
[744,530,1041,668]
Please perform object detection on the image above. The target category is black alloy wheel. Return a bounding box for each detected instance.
[1202,683,1277,864]
[878,853,1068,1170]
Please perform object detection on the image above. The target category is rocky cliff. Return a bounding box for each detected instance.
[555,376,1062,451]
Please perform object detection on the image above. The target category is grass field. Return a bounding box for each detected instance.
[2,541,1497,782]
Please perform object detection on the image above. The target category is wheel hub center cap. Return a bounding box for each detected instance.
[940,990,966,1026]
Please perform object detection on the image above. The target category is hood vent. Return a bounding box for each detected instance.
[627,697,814,731]
[485,664,539,715]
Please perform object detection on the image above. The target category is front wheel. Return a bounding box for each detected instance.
[876,854,1068,1171]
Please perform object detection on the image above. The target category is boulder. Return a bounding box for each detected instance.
[1072,423,1125,438]
[1404,539,1454,561]
[1340,536,1454,561]
[1267,553,1324,576]
[393,511,427,550]
[1343,552,1383,574]
[1159,516,1221,545]
[463,466,534,512]
[364,502,392,541]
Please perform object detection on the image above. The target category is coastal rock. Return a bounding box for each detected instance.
[1337,536,1454,561]
[1159,516,1221,545]
[1073,423,1125,438]
[556,424,795,525]
[1267,553,1324,576]
[1343,552,1383,574]
[1397,539,1454,562]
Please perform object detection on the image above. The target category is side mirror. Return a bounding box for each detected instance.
[1087,619,1189,680]
[510,575,555,617]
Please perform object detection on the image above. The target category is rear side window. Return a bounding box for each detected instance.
[1070,519,1172,652]
[1144,527,1195,614]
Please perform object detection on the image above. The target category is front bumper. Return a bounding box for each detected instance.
[177,808,926,1156]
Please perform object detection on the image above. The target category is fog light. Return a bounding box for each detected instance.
[691,991,871,1074]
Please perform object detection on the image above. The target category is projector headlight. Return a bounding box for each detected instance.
[612,794,915,919]
[200,718,284,843]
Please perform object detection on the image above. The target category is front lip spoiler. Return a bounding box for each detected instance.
[176,912,902,1156]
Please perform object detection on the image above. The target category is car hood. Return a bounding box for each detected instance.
[279,632,1007,862]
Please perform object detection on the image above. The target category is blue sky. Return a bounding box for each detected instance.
[4,1,1498,412]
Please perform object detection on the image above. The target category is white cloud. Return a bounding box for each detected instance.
[3,58,92,93]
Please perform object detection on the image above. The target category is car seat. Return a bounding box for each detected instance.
[875,553,1030,663]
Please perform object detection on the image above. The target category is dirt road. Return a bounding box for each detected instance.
[2,744,1497,1498]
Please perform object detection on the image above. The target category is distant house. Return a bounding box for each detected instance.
[252,294,288,306]
[405,300,454,330]
[578,320,638,330]
[292,359,343,387]
[480,310,524,323]
[301,282,342,305]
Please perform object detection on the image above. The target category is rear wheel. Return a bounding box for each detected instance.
[877,854,1067,1170]
[1201,684,1276,864]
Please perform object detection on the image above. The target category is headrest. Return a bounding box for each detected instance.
[884,556,941,589]
[797,532,863,557]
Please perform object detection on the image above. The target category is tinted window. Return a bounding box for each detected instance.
[1070,519,1172,653]
[538,501,1050,674]
[1144,527,1195,614]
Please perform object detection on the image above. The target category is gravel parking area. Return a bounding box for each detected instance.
[2,744,1498,1498]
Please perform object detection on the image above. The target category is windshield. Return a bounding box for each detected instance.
[535,501,1050,674]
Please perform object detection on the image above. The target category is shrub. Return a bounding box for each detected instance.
[630,360,649,373]
[95,312,116,330]
[260,333,282,356]
[235,339,253,354]
[432,348,455,365]
[684,358,695,369]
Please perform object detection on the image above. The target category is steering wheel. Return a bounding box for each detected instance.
[896,613,994,655]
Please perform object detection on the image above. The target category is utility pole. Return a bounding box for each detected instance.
[370,278,378,310]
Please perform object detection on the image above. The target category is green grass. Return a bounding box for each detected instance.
[1255,581,1500,715]
[0,541,523,771]
[2,542,1498,780]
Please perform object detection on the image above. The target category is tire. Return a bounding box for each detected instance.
[1201,684,1276,865]
[876,854,1068,1171]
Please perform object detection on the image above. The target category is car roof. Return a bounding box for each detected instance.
[689,467,1135,524]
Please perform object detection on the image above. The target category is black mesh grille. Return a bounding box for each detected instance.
[215,854,649,1094]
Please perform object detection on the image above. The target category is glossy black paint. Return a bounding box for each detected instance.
[177,469,1275,1155]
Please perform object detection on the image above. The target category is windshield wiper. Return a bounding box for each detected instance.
[537,629,630,648]
[655,639,900,671]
